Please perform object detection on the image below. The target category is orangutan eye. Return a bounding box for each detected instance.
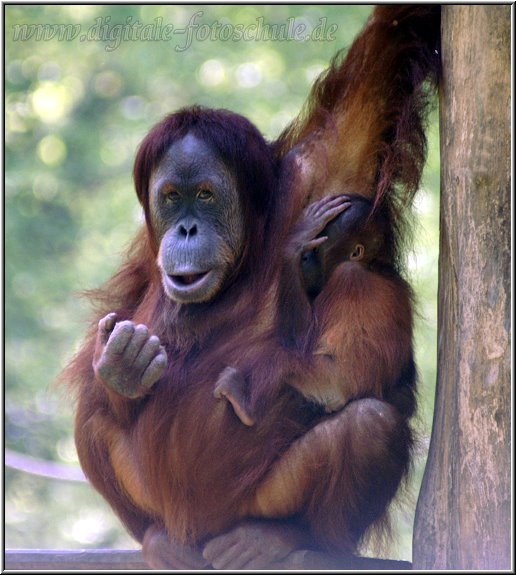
[197,188,214,201]
[163,186,180,202]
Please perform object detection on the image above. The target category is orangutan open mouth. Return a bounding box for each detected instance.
[169,272,210,287]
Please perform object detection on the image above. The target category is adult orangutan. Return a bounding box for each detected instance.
[63,5,440,569]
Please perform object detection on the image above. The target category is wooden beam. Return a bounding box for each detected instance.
[412,5,511,570]
[4,549,412,570]
[4,550,150,571]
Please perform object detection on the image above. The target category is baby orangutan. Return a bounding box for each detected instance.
[214,193,402,426]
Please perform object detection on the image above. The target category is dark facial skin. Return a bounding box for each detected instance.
[149,134,244,304]
[301,196,375,298]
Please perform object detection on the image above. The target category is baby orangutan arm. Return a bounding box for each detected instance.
[213,366,256,426]
[276,195,351,347]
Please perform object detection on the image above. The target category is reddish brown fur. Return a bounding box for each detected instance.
[62,5,440,564]
[276,5,441,265]
[214,199,417,450]
[310,263,414,399]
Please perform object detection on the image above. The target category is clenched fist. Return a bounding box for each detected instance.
[93,313,167,398]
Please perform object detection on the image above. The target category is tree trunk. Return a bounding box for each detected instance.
[412,6,511,570]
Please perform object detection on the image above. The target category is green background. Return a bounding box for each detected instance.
[5,4,439,560]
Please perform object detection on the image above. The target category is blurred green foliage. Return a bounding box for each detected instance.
[4,4,439,560]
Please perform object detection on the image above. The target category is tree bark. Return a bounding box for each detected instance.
[413,6,511,570]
